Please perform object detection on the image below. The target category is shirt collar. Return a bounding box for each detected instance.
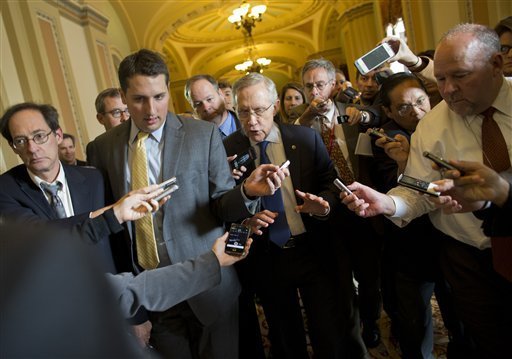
[28,161,66,189]
[128,118,165,145]
[249,123,281,147]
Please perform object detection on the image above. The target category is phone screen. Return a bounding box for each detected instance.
[232,147,256,170]
[397,174,440,197]
[361,44,393,70]
[225,223,250,256]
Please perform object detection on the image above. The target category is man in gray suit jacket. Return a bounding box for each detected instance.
[87,49,284,358]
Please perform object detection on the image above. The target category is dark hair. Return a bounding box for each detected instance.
[495,16,512,37]
[184,74,218,102]
[62,133,75,146]
[279,82,306,121]
[95,88,122,113]
[1,103,60,143]
[217,79,232,90]
[379,73,427,108]
[118,49,169,92]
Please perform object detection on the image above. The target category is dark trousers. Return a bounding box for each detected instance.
[440,236,512,359]
[240,236,363,359]
[149,301,238,359]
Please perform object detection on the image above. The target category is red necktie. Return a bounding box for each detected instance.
[481,107,512,281]
[319,120,355,185]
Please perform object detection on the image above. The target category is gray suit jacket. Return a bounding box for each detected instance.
[87,112,251,325]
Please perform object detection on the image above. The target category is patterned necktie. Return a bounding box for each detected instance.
[319,120,355,184]
[132,132,159,269]
[41,182,67,219]
[481,107,512,281]
[258,141,291,247]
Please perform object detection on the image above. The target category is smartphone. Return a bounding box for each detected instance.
[343,87,359,99]
[337,115,350,124]
[334,178,353,195]
[159,177,177,190]
[154,184,179,202]
[225,223,250,256]
[354,42,394,75]
[231,147,257,170]
[423,151,460,172]
[368,128,397,142]
[397,174,440,197]
[279,160,290,170]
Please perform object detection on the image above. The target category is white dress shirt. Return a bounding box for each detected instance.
[388,78,512,249]
[29,161,75,217]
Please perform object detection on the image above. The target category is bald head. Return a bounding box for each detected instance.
[434,24,504,116]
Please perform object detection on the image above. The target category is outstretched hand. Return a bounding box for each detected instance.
[211,232,253,266]
[340,181,396,217]
[112,184,170,223]
[294,190,330,216]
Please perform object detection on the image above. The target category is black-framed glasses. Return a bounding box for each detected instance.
[11,130,53,149]
[397,96,428,116]
[304,80,333,92]
[237,103,274,119]
[500,45,512,54]
[103,108,130,118]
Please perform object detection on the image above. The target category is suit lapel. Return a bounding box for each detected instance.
[335,102,360,178]
[162,113,184,182]
[17,171,56,219]
[112,121,130,199]
[65,165,89,214]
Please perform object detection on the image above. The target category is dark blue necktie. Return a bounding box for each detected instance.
[258,141,291,247]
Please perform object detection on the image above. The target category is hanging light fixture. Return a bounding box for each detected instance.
[229,1,271,73]
[228,2,267,37]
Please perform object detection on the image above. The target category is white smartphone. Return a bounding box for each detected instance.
[334,178,353,195]
[279,160,290,170]
[354,42,394,75]
[158,177,177,190]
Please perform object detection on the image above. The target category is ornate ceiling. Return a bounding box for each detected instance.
[109,0,361,87]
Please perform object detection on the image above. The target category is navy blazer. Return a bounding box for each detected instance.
[0,164,115,272]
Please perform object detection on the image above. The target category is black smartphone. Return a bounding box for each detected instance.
[231,147,257,170]
[368,128,397,142]
[337,115,350,124]
[343,87,359,99]
[397,174,440,197]
[154,184,179,202]
[334,178,353,195]
[423,151,460,172]
[225,223,250,256]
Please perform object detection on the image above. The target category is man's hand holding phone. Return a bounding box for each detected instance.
[243,161,290,197]
[214,232,253,265]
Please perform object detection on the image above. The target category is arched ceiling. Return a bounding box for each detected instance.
[108,1,362,89]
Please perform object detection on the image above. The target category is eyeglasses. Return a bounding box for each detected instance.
[304,80,333,92]
[397,96,428,116]
[500,45,512,54]
[103,108,130,118]
[237,103,274,119]
[11,130,53,149]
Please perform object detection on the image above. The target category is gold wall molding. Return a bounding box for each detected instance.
[47,0,109,32]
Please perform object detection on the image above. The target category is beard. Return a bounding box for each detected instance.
[201,101,226,124]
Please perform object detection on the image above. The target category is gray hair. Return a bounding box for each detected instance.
[301,58,336,82]
[440,23,500,62]
[232,73,278,106]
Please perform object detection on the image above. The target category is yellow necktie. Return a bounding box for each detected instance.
[132,132,159,269]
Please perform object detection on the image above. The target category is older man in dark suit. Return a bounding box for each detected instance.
[0,102,115,273]
[224,73,368,359]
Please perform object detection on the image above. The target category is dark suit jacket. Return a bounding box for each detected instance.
[223,123,339,239]
[0,164,115,272]
[87,113,252,326]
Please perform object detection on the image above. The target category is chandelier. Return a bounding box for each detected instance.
[229,2,271,73]
[228,2,267,37]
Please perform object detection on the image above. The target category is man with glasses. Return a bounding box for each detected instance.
[58,133,86,166]
[495,16,512,77]
[223,73,368,358]
[95,88,130,131]
[296,58,384,349]
[184,74,240,139]
[0,102,115,273]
